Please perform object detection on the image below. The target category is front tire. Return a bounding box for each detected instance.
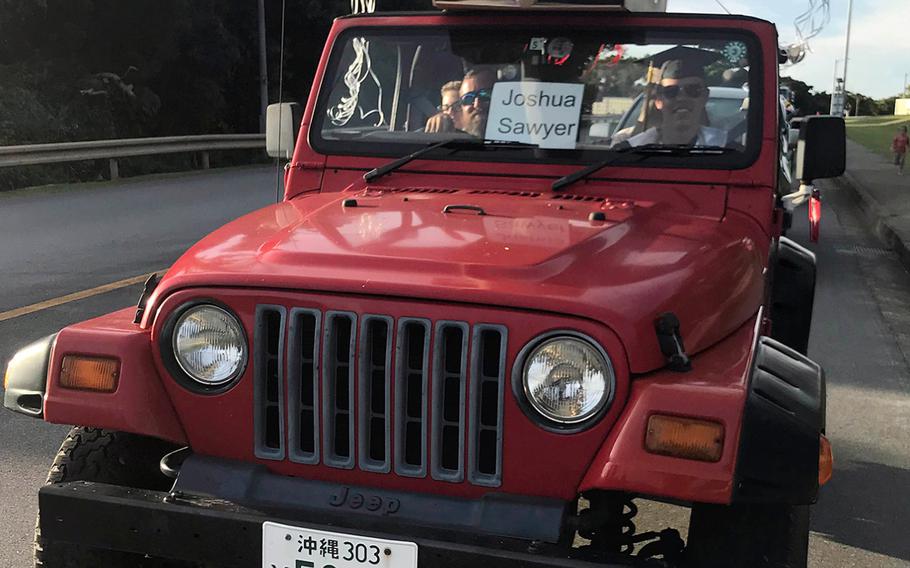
[35,427,179,568]
[686,503,810,568]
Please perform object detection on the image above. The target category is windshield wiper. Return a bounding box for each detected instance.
[551,144,737,192]
[364,139,538,182]
[364,138,464,182]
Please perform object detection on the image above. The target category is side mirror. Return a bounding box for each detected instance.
[266,103,303,159]
[795,116,846,183]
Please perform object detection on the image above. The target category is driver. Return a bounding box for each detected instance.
[625,55,727,148]
[422,68,496,137]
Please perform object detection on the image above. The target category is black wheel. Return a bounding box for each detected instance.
[686,503,809,568]
[35,427,180,568]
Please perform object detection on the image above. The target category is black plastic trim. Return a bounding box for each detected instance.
[769,237,816,355]
[158,299,249,396]
[2,332,57,418]
[732,336,825,505]
[322,311,358,469]
[394,318,431,478]
[254,305,288,461]
[468,324,508,486]
[39,477,630,567]
[359,314,394,474]
[287,308,323,465]
[431,321,469,483]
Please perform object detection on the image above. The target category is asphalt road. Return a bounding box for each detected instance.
[0,166,279,566]
[1,169,909,567]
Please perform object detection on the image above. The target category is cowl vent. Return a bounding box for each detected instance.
[552,194,602,202]
[385,188,458,195]
[468,190,541,198]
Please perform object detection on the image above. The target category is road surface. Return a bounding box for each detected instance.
[0,169,908,567]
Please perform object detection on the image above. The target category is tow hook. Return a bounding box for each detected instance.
[160,446,192,479]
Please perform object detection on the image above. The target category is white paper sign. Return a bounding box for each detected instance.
[484,81,585,149]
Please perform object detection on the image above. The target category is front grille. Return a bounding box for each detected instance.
[254,308,507,486]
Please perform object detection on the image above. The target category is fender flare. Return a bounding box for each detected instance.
[769,236,817,355]
[732,336,826,505]
[3,333,57,418]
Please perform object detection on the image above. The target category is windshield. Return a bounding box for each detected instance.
[312,26,760,168]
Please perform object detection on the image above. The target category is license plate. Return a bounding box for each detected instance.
[262,521,418,568]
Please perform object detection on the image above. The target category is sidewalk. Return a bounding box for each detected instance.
[837,139,910,270]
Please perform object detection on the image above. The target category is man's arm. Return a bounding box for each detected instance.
[424,112,455,133]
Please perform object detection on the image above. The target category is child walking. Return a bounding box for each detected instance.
[892,125,909,175]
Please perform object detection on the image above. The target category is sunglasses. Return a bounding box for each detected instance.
[460,89,492,106]
[437,102,456,112]
[658,84,707,99]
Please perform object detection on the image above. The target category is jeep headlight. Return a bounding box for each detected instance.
[172,305,247,386]
[521,335,614,425]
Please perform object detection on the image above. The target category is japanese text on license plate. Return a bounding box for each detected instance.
[263,522,418,568]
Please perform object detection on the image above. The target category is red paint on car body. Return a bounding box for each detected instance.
[44,308,188,445]
[38,10,792,507]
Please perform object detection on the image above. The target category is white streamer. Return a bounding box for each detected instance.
[351,0,376,14]
[327,0,385,127]
[784,0,830,66]
[326,39,386,127]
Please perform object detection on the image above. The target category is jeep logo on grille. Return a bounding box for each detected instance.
[329,487,400,515]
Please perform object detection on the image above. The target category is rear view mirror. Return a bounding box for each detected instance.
[795,116,846,183]
[266,103,303,159]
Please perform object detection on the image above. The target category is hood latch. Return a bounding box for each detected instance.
[654,312,691,372]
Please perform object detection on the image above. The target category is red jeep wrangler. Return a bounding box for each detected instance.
[4,1,845,567]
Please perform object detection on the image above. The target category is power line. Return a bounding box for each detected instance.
[713,0,732,15]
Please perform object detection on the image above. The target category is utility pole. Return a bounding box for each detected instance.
[841,0,854,116]
[830,59,841,115]
[258,0,269,133]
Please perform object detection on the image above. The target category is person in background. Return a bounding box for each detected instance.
[891,125,909,175]
[424,80,463,133]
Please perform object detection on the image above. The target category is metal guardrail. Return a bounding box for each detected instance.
[0,134,266,179]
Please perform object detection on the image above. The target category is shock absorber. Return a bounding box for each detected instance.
[577,492,639,555]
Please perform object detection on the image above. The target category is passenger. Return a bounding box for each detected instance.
[424,80,463,133]
[625,52,726,148]
[423,68,496,137]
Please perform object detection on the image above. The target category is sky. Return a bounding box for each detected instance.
[671,0,909,99]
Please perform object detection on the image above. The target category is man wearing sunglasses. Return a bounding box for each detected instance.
[626,55,727,148]
[423,68,496,137]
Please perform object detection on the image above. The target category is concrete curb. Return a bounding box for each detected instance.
[835,171,910,272]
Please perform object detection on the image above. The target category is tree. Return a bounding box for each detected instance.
[780,76,830,116]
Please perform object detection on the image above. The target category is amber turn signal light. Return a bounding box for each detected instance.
[59,356,120,392]
[819,435,833,486]
[645,414,724,463]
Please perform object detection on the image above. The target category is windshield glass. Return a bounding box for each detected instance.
[313,26,759,167]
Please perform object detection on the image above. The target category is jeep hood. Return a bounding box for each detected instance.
[157,189,765,373]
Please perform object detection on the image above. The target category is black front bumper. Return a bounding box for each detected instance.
[39,456,635,568]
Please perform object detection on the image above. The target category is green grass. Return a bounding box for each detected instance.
[846,115,910,158]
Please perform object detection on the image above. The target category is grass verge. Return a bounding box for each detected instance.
[846,116,910,158]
